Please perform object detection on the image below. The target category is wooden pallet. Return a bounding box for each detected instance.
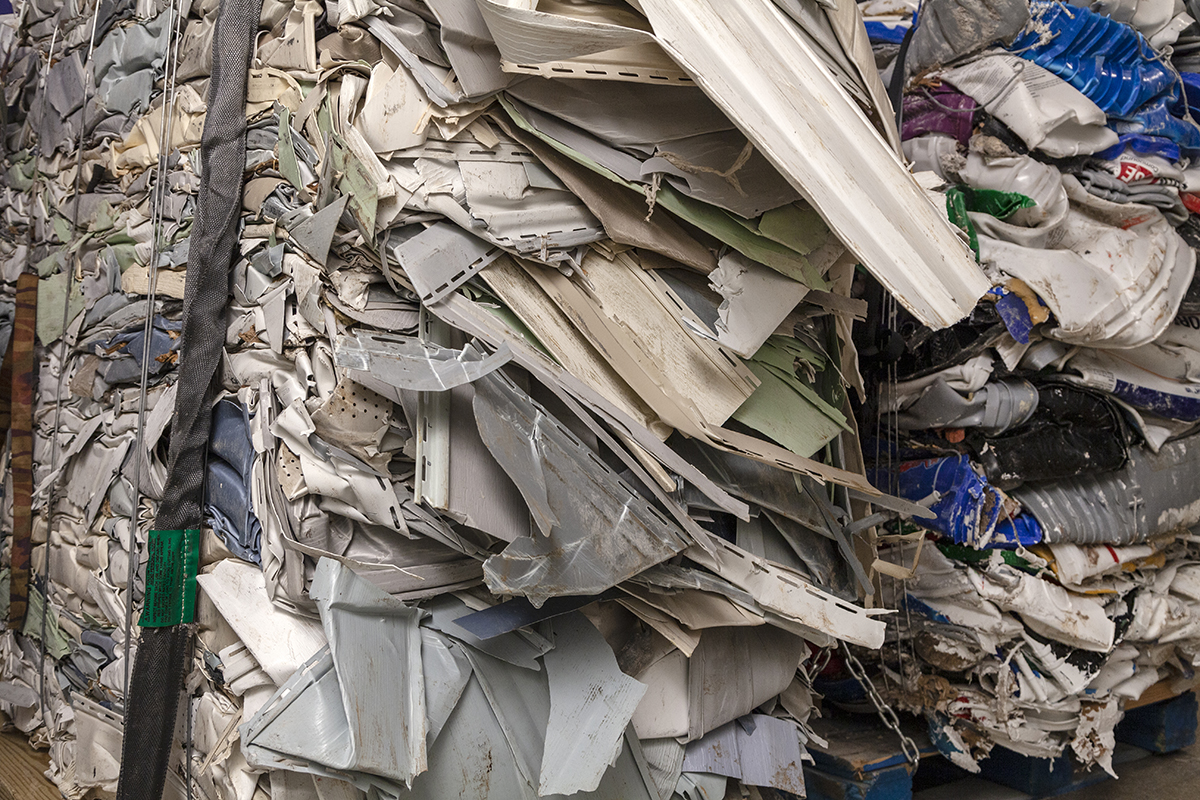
[1125,676,1200,711]
[0,730,57,800]
[803,690,1198,800]
[803,713,933,800]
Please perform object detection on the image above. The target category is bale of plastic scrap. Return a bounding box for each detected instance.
[0,0,986,798]
[859,0,1200,778]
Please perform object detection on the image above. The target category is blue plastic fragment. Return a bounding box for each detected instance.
[1181,72,1200,114]
[903,594,955,625]
[926,714,973,763]
[1094,133,1182,162]
[989,286,1037,345]
[992,513,1043,547]
[1111,95,1200,154]
[871,455,1004,547]
[210,400,256,479]
[103,315,182,375]
[452,592,610,640]
[864,19,911,44]
[1007,2,1200,154]
[206,461,251,544]
[1108,378,1200,421]
[206,400,262,564]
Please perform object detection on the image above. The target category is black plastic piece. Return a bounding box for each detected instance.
[968,383,1129,490]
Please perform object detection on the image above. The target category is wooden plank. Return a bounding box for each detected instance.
[808,713,936,778]
[0,731,58,800]
[1125,676,1200,710]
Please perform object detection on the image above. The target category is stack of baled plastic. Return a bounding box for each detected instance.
[0,0,1005,798]
[859,0,1200,778]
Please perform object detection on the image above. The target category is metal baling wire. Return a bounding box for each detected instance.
[18,24,59,295]
[0,17,26,151]
[186,632,196,800]
[146,8,198,795]
[3,7,59,549]
[872,295,888,689]
[903,540,918,671]
[892,297,918,685]
[888,294,919,682]
[870,290,893,690]
[122,0,186,705]
[16,13,60,734]
[886,288,903,689]
[892,287,916,681]
[15,13,58,365]
[18,25,57,153]
[40,0,100,721]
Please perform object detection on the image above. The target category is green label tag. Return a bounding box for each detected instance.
[139,529,200,628]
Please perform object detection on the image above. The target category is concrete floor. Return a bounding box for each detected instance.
[1057,744,1200,800]
[914,744,1200,800]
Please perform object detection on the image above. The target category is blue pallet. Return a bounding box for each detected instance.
[976,745,1102,797]
[804,762,913,800]
[1115,690,1198,753]
[803,691,1196,800]
[803,713,930,800]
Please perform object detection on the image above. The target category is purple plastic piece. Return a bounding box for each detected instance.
[902,84,978,144]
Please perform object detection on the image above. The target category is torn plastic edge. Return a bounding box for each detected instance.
[428,289,883,496]
[474,370,692,601]
[332,331,512,392]
[546,377,722,552]
[427,289,753,515]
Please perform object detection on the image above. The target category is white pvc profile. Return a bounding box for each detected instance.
[639,0,991,329]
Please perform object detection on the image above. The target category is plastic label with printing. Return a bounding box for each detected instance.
[139,529,200,627]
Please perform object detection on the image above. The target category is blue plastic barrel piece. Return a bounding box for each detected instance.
[1007,2,1178,118]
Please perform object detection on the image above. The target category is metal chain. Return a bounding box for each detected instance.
[841,641,921,767]
[808,646,833,681]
